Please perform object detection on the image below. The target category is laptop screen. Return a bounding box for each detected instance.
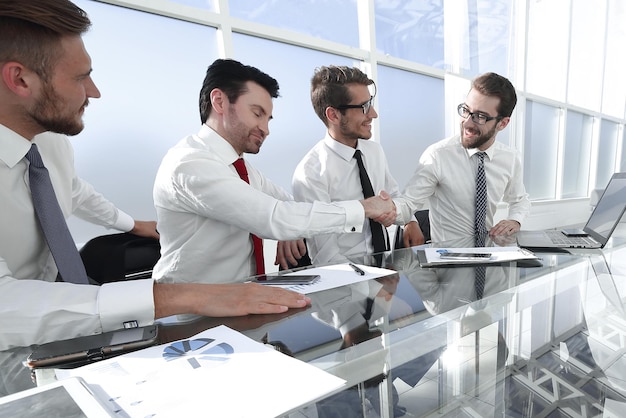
[584,172,626,245]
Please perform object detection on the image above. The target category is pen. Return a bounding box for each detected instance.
[349,263,365,276]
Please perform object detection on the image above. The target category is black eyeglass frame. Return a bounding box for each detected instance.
[457,104,502,125]
[336,95,375,115]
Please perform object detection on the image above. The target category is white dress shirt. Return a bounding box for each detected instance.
[292,134,416,265]
[0,125,154,350]
[403,135,530,242]
[152,124,366,285]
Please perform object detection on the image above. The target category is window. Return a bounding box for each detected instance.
[602,0,626,118]
[596,120,619,189]
[70,0,218,243]
[230,0,359,47]
[568,0,605,111]
[526,0,570,101]
[374,0,444,69]
[377,66,445,187]
[563,111,593,198]
[524,101,560,200]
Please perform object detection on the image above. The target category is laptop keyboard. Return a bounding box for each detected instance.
[545,230,598,247]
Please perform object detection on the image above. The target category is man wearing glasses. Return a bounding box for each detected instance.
[292,66,422,265]
[402,72,530,244]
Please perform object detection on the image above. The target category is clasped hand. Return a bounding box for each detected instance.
[363,190,396,227]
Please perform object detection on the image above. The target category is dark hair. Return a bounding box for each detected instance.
[199,59,280,124]
[310,66,374,127]
[471,72,517,118]
[0,0,91,81]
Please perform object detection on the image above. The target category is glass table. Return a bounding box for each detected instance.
[3,235,626,417]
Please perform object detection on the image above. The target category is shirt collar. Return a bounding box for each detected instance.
[323,132,362,162]
[0,123,33,168]
[197,123,241,166]
[462,137,495,160]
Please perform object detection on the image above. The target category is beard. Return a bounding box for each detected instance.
[30,81,85,136]
[461,121,496,149]
[339,116,371,140]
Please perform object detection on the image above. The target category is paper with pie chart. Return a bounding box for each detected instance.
[63,325,346,417]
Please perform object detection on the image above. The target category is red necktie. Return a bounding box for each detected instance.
[232,158,265,275]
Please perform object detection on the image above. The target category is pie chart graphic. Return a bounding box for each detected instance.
[162,337,234,369]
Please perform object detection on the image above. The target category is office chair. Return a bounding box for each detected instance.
[394,209,431,249]
[79,232,161,285]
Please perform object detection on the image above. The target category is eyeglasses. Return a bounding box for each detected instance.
[336,96,375,115]
[457,104,500,125]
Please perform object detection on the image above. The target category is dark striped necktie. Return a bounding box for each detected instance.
[26,144,89,284]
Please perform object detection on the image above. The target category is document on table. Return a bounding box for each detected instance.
[59,325,346,418]
[417,246,540,267]
[259,263,397,294]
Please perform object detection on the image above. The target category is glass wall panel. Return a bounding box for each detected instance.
[524,101,560,200]
[230,0,359,48]
[376,66,445,188]
[568,0,605,111]
[166,0,216,11]
[70,0,217,244]
[232,33,354,192]
[526,0,569,101]
[459,0,514,78]
[602,0,626,118]
[562,111,593,198]
[621,127,626,172]
[596,120,619,189]
[374,0,444,69]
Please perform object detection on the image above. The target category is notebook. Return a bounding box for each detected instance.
[517,172,626,249]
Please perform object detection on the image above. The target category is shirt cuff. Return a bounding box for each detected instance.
[335,200,365,233]
[112,209,135,232]
[98,279,155,331]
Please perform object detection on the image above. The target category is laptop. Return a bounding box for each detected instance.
[517,172,626,249]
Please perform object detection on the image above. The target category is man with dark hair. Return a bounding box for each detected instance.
[0,0,312,350]
[402,72,530,244]
[152,59,397,285]
[292,65,422,265]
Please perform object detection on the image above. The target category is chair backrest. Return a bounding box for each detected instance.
[79,233,161,285]
[415,209,431,243]
[394,209,431,249]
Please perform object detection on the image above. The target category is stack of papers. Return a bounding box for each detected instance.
[60,325,345,417]
[417,246,540,267]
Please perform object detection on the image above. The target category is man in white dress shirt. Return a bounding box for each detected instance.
[402,72,530,244]
[292,66,423,265]
[0,0,312,351]
[152,59,397,285]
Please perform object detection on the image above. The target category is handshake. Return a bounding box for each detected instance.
[361,190,396,227]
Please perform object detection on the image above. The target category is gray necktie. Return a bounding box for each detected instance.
[474,152,487,299]
[354,150,388,255]
[26,144,89,284]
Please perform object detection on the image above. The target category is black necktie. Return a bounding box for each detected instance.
[354,150,388,254]
[474,152,487,299]
[26,144,89,284]
[232,158,265,275]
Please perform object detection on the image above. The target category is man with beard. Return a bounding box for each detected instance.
[0,0,314,351]
[292,66,422,266]
[152,59,397,285]
[402,72,530,243]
